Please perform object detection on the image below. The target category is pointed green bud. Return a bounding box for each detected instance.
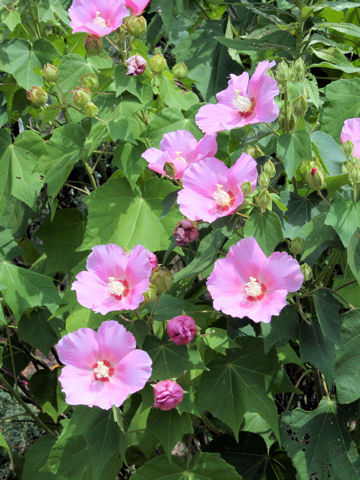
[163,162,176,178]
[151,267,173,294]
[256,189,272,213]
[42,63,59,83]
[81,73,99,91]
[258,170,270,188]
[307,165,325,190]
[264,160,276,178]
[290,237,304,256]
[142,283,158,305]
[149,54,167,75]
[292,95,308,118]
[342,140,354,159]
[241,181,252,196]
[72,87,91,107]
[172,62,188,79]
[27,86,47,107]
[292,57,306,82]
[276,61,290,84]
[84,101,98,118]
[278,110,295,131]
[127,15,147,37]
[301,263,312,281]
[348,163,360,185]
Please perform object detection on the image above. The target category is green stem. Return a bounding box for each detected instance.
[285,369,311,412]
[83,161,98,190]
[5,322,17,391]
[263,122,280,137]
[147,296,161,325]
[315,249,340,286]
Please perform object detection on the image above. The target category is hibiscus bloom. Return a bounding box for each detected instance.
[57,321,152,409]
[195,60,279,134]
[341,118,360,159]
[153,380,184,411]
[72,244,152,314]
[177,153,257,223]
[207,237,303,323]
[142,130,217,179]
[68,0,129,36]
[126,0,150,15]
[167,315,197,345]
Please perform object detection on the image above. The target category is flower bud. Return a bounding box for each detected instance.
[167,315,197,345]
[127,15,147,36]
[126,55,147,76]
[292,95,307,118]
[163,161,176,178]
[84,34,103,56]
[342,140,354,159]
[149,54,167,75]
[153,380,183,411]
[292,57,306,82]
[290,237,304,256]
[143,283,158,304]
[27,86,47,107]
[172,62,188,79]
[146,250,158,271]
[264,159,276,178]
[241,181,253,196]
[301,263,312,282]
[245,145,264,158]
[258,170,270,188]
[276,60,290,84]
[151,267,173,294]
[84,101,98,118]
[307,165,325,190]
[348,163,360,185]
[72,87,91,107]
[174,219,198,246]
[256,189,272,213]
[278,110,295,131]
[81,73,99,91]
[42,63,59,83]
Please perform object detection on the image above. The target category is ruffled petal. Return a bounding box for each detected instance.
[229,153,258,192]
[262,252,303,292]
[96,321,136,365]
[195,104,240,134]
[71,270,110,312]
[86,244,128,280]
[57,328,98,368]
[227,237,268,282]
[58,365,102,407]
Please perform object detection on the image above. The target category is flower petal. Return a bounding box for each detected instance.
[57,328,98,368]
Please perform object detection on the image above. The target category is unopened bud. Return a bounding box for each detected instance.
[72,87,91,107]
[27,86,47,107]
[245,145,264,158]
[290,237,304,256]
[348,163,360,185]
[292,95,307,117]
[127,15,147,36]
[241,181,253,196]
[174,219,198,246]
[126,55,147,76]
[42,63,58,83]
[342,140,354,159]
[256,189,272,213]
[276,61,290,84]
[151,267,173,294]
[307,166,325,190]
[84,101,98,118]
[143,283,158,304]
[278,110,295,131]
[172,62,188,79]
[84,34,103,55]
[292,57,306,82]
[149,54,167,75]
[81,73,99,91]
[301,263,312,281]
[258,170,270,188]
[264,159,276,178]
[163,162,176,178]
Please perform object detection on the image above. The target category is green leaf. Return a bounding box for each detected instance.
[0,39,43,89]
[313,288,342,346]
[143,336,203,380]
[18,309,61,355]
[280,191,321,239]
[0,431,13,466]
[112,142,147,188]
[22,435,64,480]
[29,369,67,422]
[36,209,87,274]
[335,309,360,403]
[277,131,312,179]
[333,272,360,309]
[317,22,360,38]
[280,398,360,480]
[43,407,124,480]
[147,409,193,460]
[107,118,137,144]
[325,199,360,247]
[202,327,238,356]
[300,213,337,260]
[263,306,300,353]
[0,261,61,320]
[158,75,199,110]
[115,64,151,102]
[348,233,360,286]
[80,172,181,252]
[38,0,70,25]
[320,78,360,139]
[57,54,97,93]
[0,227,22,260]
[311,131,346,175]
[131,452,242,480]
[0,129,46,209]
[197,338,280,440]
[244,211,283,256]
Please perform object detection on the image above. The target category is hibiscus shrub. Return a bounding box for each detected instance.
[1,0,360,479]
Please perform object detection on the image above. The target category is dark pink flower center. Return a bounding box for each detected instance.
[93,11,110,28]
[233,91,255,118]
[213,184,235,211]
[92,359,114,382]
[108,278,129,299]
[244,277,266,301]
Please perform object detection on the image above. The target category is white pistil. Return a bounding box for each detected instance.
[108,277,126,297]
[244,277,263,298]
[175,151,187,165]
[213,184,231,207]
[93,361,110,379]
[93,11,107,27]
[232,89,252,113]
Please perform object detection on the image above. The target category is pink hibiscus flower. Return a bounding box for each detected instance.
[141,130,217,179]
[153,380,184,411]
[125,0,150,15]
[57,321,152,409]
[207,237,303,323]
[195,60,279,134]
[72,244,152,314]
[341,118,360,159]
[177,153,258,223]
[167,315,197,345]
[68,0,129,37]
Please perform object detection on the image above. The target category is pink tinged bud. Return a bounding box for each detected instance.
[167,315,197,345]
[72,87,91,107]
[126,55,147,76]
[311,167,317,177]
[27,86,47,107]
[173,219,198,246]
[153,380,184,411]
[84,35,103,55]
[146,250,158,271]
